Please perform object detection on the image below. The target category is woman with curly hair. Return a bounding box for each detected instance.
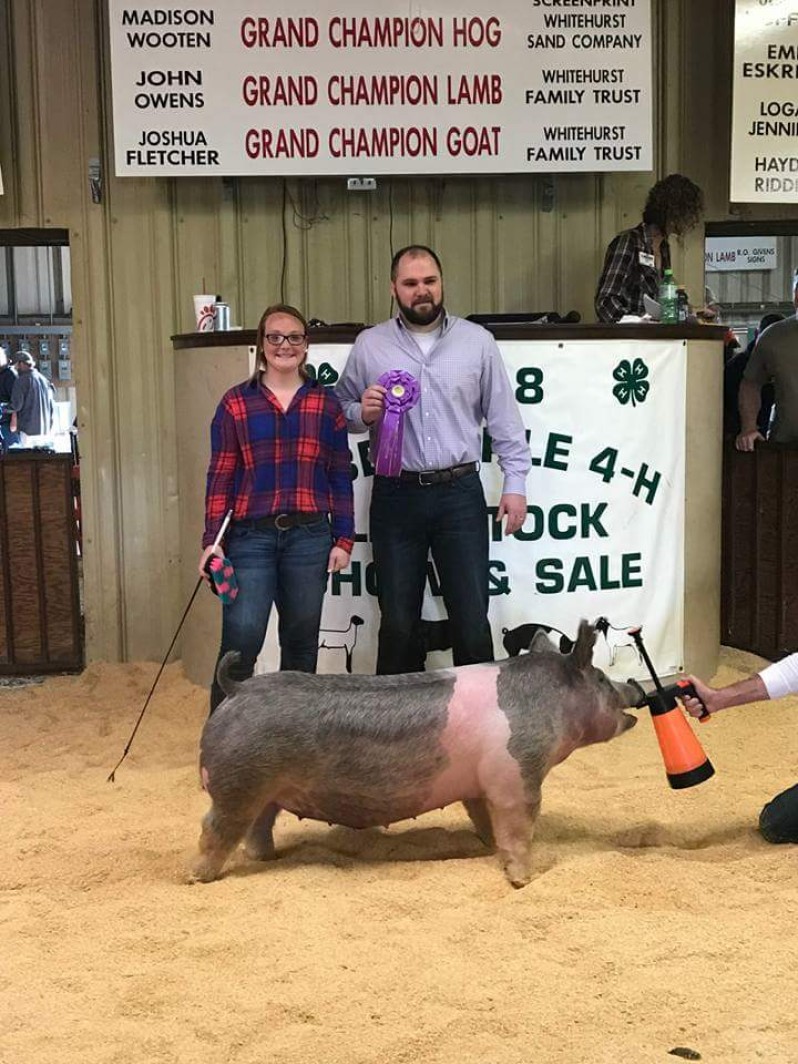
[595,173,704,323]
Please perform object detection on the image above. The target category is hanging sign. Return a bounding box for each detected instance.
[731,0,798,203]
[705,236,778,271]
[109,0,653,177]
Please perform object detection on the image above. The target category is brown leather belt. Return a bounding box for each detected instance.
[247,513,326,531]
[397,462,478,486]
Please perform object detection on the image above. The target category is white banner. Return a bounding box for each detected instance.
[705,236,778,271]
[108,0,653,177]
[731,0,798,203]
[256,339,686,682]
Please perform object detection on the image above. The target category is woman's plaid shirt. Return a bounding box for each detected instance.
[203,376,355,552]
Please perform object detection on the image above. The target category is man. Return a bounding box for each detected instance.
[336,244,530,675]
[682,655,798,844]
[595,173,704,323]
[736,273,798,451]
[10,352,55,447]
[723,313,782,438]
[0,347,19,451]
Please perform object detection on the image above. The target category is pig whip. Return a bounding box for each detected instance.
[107,510,233,782]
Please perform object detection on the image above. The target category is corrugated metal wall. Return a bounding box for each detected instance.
[1,0,796,663]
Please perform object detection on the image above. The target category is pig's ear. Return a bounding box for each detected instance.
[528,630,560,655]
[571,620,596,670]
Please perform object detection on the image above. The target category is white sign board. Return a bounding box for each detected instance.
[108,0,653,177]
[255,340,686,682]
[705,236,779,271]
[731,0,798,202]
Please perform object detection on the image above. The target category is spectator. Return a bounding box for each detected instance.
[723,314,782,438]
[0,347,19,451]
[10,352,54,448]
[737,274,798,450]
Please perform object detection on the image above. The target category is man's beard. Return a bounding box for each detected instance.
[398,293,444,327]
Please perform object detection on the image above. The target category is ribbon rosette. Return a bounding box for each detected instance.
[374,370,420,477]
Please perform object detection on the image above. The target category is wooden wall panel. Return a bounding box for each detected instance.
[722,444,798,660]
[0,454,82,672]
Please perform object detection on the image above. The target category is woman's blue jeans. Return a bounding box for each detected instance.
[209,518,332,712]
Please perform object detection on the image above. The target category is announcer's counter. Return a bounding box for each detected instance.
[173,323,726,690]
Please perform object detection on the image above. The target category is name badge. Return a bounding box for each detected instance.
[638,252,655,268]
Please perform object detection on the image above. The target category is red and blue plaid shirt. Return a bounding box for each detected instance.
[203,376,355,552]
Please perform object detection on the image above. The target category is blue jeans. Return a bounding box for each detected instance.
[210,518,332,712]
[0,417,20,452]
[370,471,493,674]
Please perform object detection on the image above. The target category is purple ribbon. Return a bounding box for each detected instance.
[374,370,420,477]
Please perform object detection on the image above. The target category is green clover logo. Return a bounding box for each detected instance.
[612,358,650,407]
[305,362,339,386]
[317,363,339,386]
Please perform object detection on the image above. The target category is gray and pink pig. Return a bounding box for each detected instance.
[192,620,644,887]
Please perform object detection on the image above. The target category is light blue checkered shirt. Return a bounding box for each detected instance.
[336,313,530,495]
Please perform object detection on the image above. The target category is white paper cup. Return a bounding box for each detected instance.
[193,294,216,332]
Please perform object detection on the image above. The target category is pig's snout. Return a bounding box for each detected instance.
[626,677,648,708]
[612,677,646,710]
[619,711,637,733]
[611,678,645,734]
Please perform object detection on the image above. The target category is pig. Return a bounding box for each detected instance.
[191,620,643,888]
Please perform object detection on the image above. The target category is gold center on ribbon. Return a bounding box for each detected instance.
[391,384,406,398]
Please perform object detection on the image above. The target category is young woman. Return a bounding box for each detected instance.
[198,303,354,712]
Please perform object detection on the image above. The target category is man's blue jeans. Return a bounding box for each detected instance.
[0,417,19,452]
[210,518,332,712]
[370,471,493,674]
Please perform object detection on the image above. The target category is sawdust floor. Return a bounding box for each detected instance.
[2,647,797,1064]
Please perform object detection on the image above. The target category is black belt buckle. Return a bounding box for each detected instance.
[274,513,292,530]
[418,469,439,486]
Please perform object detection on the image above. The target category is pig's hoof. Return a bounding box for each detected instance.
[244,840,277,863]
[188,859,223,884]
[503,863,531,889]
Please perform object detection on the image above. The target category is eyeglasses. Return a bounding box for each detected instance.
[264,332,307,347]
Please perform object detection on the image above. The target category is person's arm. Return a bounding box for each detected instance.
[200,396,239,554]
[681,651,798,718]
[326,402,355,570]
[735,378,765,451]
[595,232,636,323]
[759,653,798,699]
[480,337,530,534]
[10,375,24,413]
[335,337,371,433]
[681,673,769,718]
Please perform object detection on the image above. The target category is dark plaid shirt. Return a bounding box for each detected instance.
[0,365,16,425]
[595,222,670,323]
[0,364,16,403]
[203,376,355,552]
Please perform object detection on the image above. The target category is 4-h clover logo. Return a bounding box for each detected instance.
[305,362,339,386]
[612,358,650,407]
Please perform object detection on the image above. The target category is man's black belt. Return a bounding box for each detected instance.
[396,462,479,486]
[244,512,326,531]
